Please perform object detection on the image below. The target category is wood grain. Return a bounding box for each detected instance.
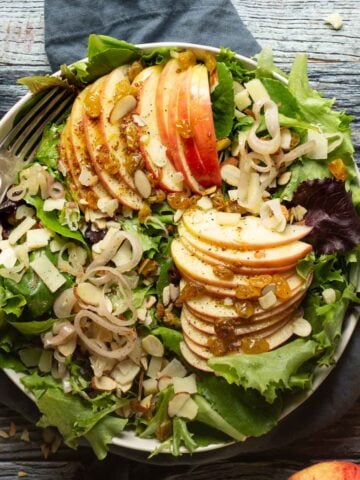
[0,0,360,478]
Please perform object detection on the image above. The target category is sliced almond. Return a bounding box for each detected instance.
[145,295,157,309]
[132,114,147,126]
[168,392,190,417]
[110,95,137,123]
[142,335,164,357]
[173,374,197,394]
[162,286,170,307]
[277,171,292,186]
[293,318,312,337]
[176,396,199,420]
[134,170,152,199]
[143,378,158,395]
[197,196,213,211]
[221,164,241,187]
[173,209,184,223]
[75,282,103,306]
[128,339,142,365]
[169,283,179,302]
[92,376,117,391]
[258,290,277,310]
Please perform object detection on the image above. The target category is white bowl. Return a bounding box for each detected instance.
[1,42,359,460]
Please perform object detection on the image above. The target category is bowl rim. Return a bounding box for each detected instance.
[1,41,359,457]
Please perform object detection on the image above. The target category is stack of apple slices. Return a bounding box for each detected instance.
[170,208,314,372]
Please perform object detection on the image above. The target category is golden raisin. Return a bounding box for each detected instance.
[214,318,236,340]
[273,274,292,300]
[156,420,172,441]
[156,303,165,318]
[175,282,206,305]
[128,60,144,83]
[138,203,151,223]
[216,138,231,152]
[177,50,197,70]
[125,152,141,175]
[249,275,273,289]
[167,192,193,210]
[175,119,192,139]
[329,158,347,182]
[125,123,139,150]
[225,202,247,214]
[115,79,132,100]
[84,86,101,118]
[138,259,158,277]
[212,264,234,280]
[207,337,227,356]
[281,205,290,221]
[163,309,181,327]
[290,131,300,149]
[202,51,217,73]
[235,284,261,300]
[241,337,270,354]
[234,300,255,319]
[148,189,166,204]
[211,191,228,211]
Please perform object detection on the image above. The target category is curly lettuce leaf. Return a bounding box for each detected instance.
[8,318,56,335]
[211,62,235,138]
[152,327,183,357]
[73,35,140,83]
[22,372,127,458]
[208,339,318,403]
[121,218,161,253]
[26,196,88,249]
[196,375,281,436]
[17,76,74,94]
[34,123,65,171]
[293,178,360,254]
[0,283,26,318]
[216,47,255,83]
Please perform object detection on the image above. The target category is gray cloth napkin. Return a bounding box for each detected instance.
[45,0,260,71]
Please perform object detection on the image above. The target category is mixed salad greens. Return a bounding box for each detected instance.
[0,35,360,459]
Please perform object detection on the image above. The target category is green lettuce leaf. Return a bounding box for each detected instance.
[152,327,183,357]
[262,78,300,118]
[142,47,172,66]
[34,123,65,171]
[17,76,74,94]
[208,339,318,403]
[171,417,197,456]
[196,375,281,436]
[84,416,128,460]
[0,283,26,318]
[211,62,235,138]
[121,218,161,253]
[216,47,255,83]
[26,196,88,249]
[141,387,173,438]
[73,35,140,83]
[8,318,56,335]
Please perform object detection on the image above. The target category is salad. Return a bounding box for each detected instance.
[0,35,360,459]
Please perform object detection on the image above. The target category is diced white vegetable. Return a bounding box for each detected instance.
[26,229,52,250]
[244,79,270,103]
[221,164,241,187]
[97,198,119,216]
[173,374,197,394]
[0,247,17,268]
[235,89,252,111]
[322,288,337,304]
[277,171,292,186]
[43,198,66,211]
[158,375,173,391]
[158,358,187,379]
[79,167,98,187]
[141,335,164,357]
[8,217,36,245]
[258,290,277,309]
[168,393,190,417]
[176,397,199,420]
[307,130,328,159]
[49,237,66,253]
[233,81,244,94]
[143,378,158,395]
[280,129,292,150]
[111,359,140,385]
[15,205,35,220]
[324,12,343,30]
[112,240,132,268]
[147,355,163,378]
[30,254,66,292]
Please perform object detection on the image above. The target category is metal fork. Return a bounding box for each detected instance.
[0,88,75,203]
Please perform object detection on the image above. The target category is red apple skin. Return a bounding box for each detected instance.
[289,461,360,480]
[177,68,212,186]
[156,59,179,149]
[166,70,203,193]
[188,64,221,187]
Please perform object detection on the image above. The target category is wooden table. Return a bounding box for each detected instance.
[0,0,360,478]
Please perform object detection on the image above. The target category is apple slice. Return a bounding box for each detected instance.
[186,287,307,322]
[180,341,213,372]
[180,236,298,275]
[69,90,112,206]
[178,223,312,268]
[177,67,216,187]
[188,64,221,186]
[289,461,360,480]
[182,209,313,250]
[59,122,83,202]
[136,65,184,192]
[100,65,138,190]
[166,69,204,193]
[156,59,180,147]
[81,79,144,210]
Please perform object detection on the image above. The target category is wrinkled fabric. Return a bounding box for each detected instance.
[44,0,260,70]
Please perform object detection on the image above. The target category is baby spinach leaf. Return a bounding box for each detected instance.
[211,62,235,139]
